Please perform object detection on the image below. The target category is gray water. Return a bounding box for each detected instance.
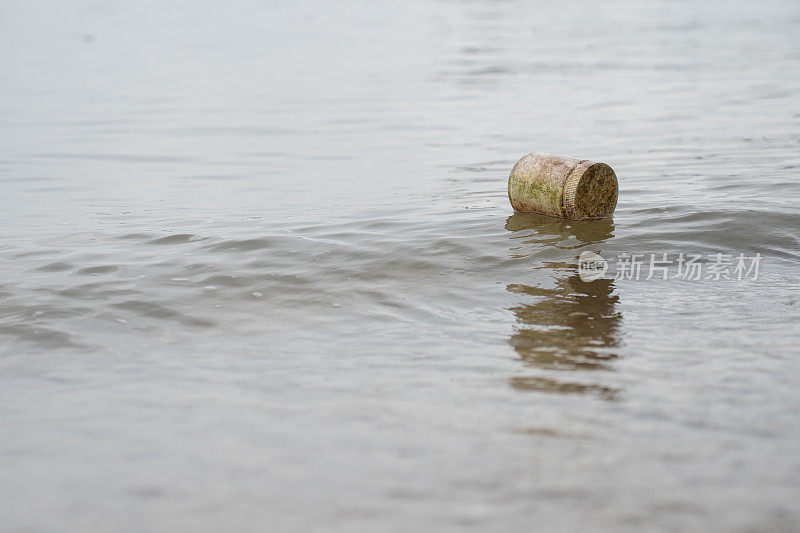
[2,1,800,531]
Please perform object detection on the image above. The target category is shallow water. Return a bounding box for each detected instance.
[2,0,800,531]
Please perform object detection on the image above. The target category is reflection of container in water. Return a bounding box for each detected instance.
[508,153,618,220]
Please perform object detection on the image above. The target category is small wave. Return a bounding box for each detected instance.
[146,234,200,245]
[77,265,119,276]
[205,238,274,252]
[36,262,74,272]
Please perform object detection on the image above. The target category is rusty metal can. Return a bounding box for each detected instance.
[508,153,618,220]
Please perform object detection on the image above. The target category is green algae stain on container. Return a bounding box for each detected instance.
[508,153,618,220]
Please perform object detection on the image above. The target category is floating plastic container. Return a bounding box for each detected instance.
[508,153,618,220]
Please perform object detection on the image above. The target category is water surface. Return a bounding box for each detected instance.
[2,0,800,531]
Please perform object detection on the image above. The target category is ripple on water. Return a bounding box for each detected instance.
[110,300,215,328]
[145,234,201,245]
[204,238,275,252]
[36,262,74,272]
[77,265,119,276]
[614,207,800,261]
